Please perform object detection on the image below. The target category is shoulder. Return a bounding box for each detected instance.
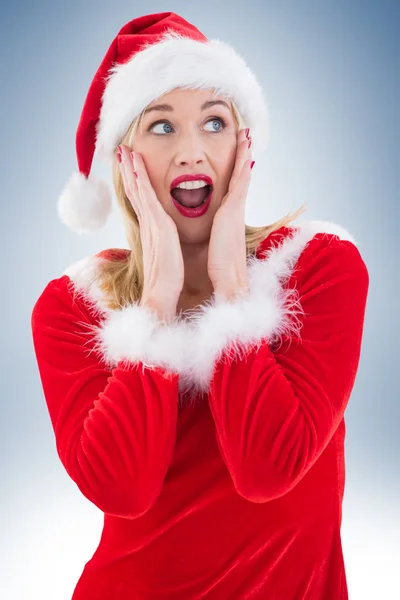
[242,219,369,347]
[257,219,367,268]
[257,219,357,254]
[32,248,130,323]
[293,219,368,278]
[251,218,369,294]
[62,247,130,286]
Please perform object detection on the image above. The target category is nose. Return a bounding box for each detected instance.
[174,131,206,167]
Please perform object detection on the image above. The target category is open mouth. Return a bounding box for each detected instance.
[170,184,212,208]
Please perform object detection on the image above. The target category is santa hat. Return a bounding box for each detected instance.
[57,11,270,235]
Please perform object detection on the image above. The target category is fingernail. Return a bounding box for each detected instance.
[116,152,122,163]
[245,128,250,139]
[248,139,252,149]
[134,171,138,178]
[250,160,255,169]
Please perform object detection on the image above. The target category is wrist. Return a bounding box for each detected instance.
[214,281,250,303]
[140,295,177,324]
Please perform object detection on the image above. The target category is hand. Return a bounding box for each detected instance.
[207,128,254,300]
[117,145,185,311]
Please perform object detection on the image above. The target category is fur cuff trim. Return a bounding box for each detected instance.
[177,219,357,393]
[92,303,192,374]
[63,219,358,398]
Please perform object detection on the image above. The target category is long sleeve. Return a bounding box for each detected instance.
[190,233,369,503]
[31,274,186,519]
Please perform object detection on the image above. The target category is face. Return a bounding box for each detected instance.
[131,88,239,244]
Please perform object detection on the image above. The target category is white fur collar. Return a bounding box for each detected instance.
[63,220,356,404]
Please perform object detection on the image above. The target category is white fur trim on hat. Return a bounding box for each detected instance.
[57,172,113,235]
[95,30,269,163]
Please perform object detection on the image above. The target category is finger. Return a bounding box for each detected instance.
[228,129,252,193]
[130,151,165,218]
[237,159,253,204]
[119,145,142,218]
[225,158,253,214]
[120,144,138,192]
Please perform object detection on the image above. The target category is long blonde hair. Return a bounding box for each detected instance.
[98,91,307,310]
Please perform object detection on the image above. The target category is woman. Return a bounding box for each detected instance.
[31,11,369,599]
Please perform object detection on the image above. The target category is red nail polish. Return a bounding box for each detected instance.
[134,171,138,178]
[248,139,252,149]
[250,160,255,169]
[116,152,122,163]
[245,128,250,139]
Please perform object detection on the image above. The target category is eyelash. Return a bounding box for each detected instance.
[148,116,227,135]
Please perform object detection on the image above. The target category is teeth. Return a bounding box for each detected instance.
[175,180,208,190]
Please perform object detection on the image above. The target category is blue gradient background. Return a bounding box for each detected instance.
[1,1,399,598]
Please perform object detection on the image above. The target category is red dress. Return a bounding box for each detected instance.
[31,221,369,599]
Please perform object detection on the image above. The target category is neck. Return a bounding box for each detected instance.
[180,241,214,298]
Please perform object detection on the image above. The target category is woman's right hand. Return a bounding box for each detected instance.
[117,144,185,316]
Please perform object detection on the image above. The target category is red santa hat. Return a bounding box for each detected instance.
[57,11,269,234]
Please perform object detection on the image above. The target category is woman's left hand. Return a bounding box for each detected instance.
[207,127,254,300]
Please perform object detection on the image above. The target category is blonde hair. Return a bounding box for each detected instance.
[98,90,307,310]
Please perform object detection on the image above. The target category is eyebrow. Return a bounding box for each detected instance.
[144,99,231,115]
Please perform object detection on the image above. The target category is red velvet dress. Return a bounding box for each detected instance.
[31,221,369,599]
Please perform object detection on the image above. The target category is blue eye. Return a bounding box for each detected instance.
[150,121,173,135]
[149,117,226,135]
[204,118,225,132]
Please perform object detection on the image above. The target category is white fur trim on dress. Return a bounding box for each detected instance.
[95,30,269,162]
[57,172,113,234]
[180,220,357,395]
[63,254,193,375]
[63,220,357,401]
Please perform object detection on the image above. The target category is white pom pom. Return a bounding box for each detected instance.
[57,172,113,234]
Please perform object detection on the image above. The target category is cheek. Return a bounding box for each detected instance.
[219,143,237,184]
[227,145,237,170]
[140,157,164,192]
